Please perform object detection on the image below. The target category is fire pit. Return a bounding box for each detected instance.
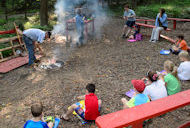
[39,58,64,70]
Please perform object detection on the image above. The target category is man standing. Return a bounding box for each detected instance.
[122,5,136,38]
[23,28,51,67]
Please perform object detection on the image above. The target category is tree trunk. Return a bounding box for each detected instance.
[1,0,8,21]
[24,0,27,20]
[40,0,48,26]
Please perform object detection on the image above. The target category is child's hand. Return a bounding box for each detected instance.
[124,16,128,20]
[77,95,85,100]
[47,122,54,128]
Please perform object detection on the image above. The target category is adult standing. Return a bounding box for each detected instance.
[150,8,168,43]
[122,5,136,38]
[23,28,51,67]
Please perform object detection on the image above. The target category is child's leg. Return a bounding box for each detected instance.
[125,28,132,37]
[121,98,129,109]
[62,104,78,120]
[150,28,156,41]
[123,25,128,35]
[155,27,163,41]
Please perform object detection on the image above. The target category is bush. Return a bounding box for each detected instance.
[0,19,6,25]
[0,44,13,58]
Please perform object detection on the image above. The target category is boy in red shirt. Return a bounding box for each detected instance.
[61,83,101,121]
[170,35,188,55]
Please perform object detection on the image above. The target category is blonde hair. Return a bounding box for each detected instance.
[179,51,190,61]
[164,60,178,77]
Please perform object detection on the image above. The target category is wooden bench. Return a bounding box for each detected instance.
[135,22,172,41]
[136,18,190,30]
[135,22,171,31]
[96,90,190,128]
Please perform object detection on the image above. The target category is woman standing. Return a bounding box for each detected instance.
[150,8,168,43]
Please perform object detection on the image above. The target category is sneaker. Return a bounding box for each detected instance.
[122,34,126,38]
[149,40,153,42]
[34,59,40,63]
[152,40,156,43]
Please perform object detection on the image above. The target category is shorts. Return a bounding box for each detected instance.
[75,106,101,120]
[126,21,135,28]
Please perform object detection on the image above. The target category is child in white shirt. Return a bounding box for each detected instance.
[178,51,190,80]
[143,71,168,101]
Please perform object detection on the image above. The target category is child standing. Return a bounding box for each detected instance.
[23,102,53,128]
[61,83,101,121]
[121,80,150,109]
[122,5,136,38]
[75,8,85,46]
[170,35,188,55]
[177,51,190,80]
[143,71,168,101]
[164,60,181,95]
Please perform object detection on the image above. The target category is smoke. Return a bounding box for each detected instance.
[52,0,109,38]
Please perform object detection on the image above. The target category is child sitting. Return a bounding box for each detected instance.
[170,35,188,55]
[129,25,142,41]
[121,80,150,109]
[177,51,190,80]
[143,71,168,101]
[23,102,53,128]
[164,60,181,95]
[61,83,101,121]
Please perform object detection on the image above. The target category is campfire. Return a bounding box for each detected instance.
[53,34,67,44]
[39,58,64,70]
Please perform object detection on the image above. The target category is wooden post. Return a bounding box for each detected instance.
[14,23,27,51]
[85,23,88,40]
[173,20,176,30]
[92,20,95,33]
[0,52,3,59]
[10,40,16,55]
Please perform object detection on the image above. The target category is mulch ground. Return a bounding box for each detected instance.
[0,17,190,128]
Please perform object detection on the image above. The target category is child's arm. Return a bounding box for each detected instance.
[159,14,167,23]
[77,95,85,100]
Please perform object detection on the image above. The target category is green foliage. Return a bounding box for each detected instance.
[110,1,190,19]
[0,19,6,25]
[0,44,13,58]
[24,14,54,31]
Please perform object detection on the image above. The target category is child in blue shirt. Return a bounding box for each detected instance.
[121,80,150,109]
[122,4,136,38]
[23,102,53,128]
[75,8,85,46]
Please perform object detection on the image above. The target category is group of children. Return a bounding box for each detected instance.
[22,5,190,128]
[24,50,190,127]
[121,50,190,109]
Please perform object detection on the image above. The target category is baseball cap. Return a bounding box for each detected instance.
[131,80,145,93]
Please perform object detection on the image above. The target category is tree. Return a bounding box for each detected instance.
[40,0,48,26]
[1,0,8,21]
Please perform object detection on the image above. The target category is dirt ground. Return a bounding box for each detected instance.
[0,17,190,128]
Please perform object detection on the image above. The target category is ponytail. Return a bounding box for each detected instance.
[147,71,159,82]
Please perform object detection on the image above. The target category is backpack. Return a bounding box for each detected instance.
[135,33,143,41]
